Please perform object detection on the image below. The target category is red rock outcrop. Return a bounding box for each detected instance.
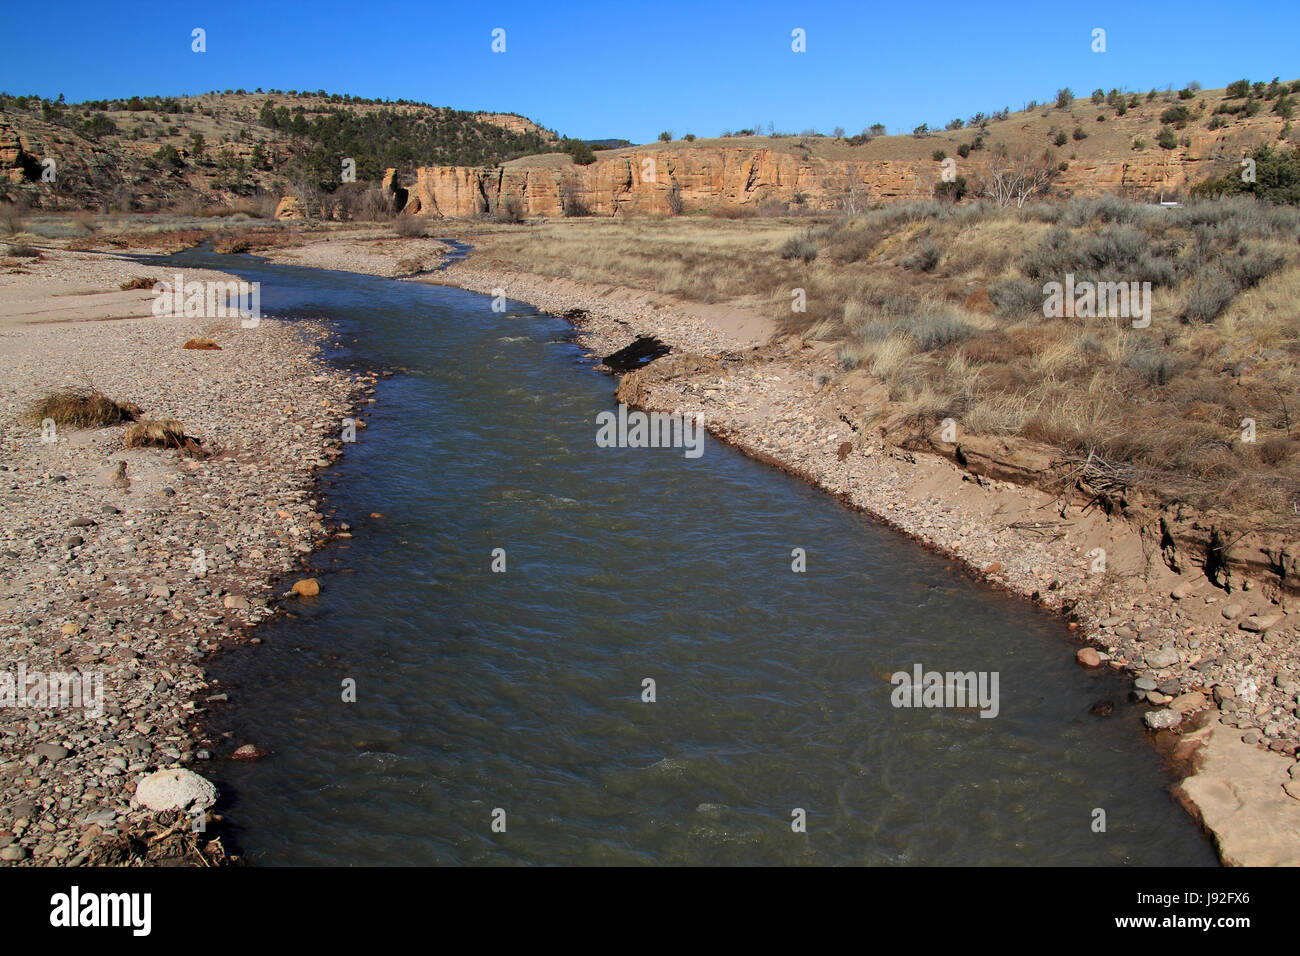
[401,148,939,218]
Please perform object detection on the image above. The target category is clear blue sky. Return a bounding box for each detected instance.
[3,0,1296,144]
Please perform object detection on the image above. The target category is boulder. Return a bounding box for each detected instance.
[1170,691,1207,713]
[134,769,217,813]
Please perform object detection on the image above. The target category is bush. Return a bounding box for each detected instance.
[1091,89,1105,104]
[933,176,968,202]
[562,139,596,165]
[896,307,973,350]
[1160,105,1191,125]
[658,131,672,142]
[1191,144,1300,204]
[153,144,184,168]
[989,277,1042,317]
[901,239,942,272]
[957,143,971,158]
[1072,126,1088,141]
[26,388,139,428]
[1157,128,1178,149]
[1180,267,1237,322]
[1056,88,1074,109]
[932,149,947,161]
[1226,79,1251,98]
[1223,246,1286,289]
[1123,347,1180,385]
[1054,131,1068,146]
[561,184,590,217]
[780,232,818,263]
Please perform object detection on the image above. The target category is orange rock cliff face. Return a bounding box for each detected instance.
[387,135,1272,219]
[394,149,934,218]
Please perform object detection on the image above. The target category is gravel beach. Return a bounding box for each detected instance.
[0,247,366,865]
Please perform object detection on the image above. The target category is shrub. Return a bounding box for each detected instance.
[1123,347,1180,385]
[1160,105,1191,125]
[667,184,684,216]
[1091,89,1105,104]
[989,277,1042,317]
[152,145,183,169]
[901,239,942,272]
[897,307,973,350]
[1191,144,1300,204]
[1072,126,1088,141]
[562,139,596,165]
[26,388,140,428]
[1157,128,1178,149]
[1056,88,1074,109]
[1180,267,1237,322]
[1226,79,1251,98]
[957,143,971,158]
[658,131,672,142]
[1223,246,1286,289]
[933,177,968,202]
[932,149,947,161]
[780,231,818,263]
[393,215,430,237]
[1054,131,1068,146]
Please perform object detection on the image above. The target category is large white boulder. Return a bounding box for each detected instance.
[134,769,218,813]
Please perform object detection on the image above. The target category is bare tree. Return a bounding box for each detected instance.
[978,149,1058,208]
[824,163,861,216]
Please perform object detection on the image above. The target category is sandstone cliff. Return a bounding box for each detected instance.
[396,148,937,218]
[392,123,1286,220]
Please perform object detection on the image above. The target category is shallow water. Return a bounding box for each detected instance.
[160,248,1215,866]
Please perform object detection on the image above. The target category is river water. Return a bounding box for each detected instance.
[160,248,1215,866]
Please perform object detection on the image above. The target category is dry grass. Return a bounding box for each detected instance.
[124,419,206,456]
[26,388,140,428]
[182,338,221,350]
[119,276,156,291]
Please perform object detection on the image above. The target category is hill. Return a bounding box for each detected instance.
[0,89,561,214]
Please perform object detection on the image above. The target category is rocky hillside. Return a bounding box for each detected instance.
[392,79,1299,218]
[0,90,560,212]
